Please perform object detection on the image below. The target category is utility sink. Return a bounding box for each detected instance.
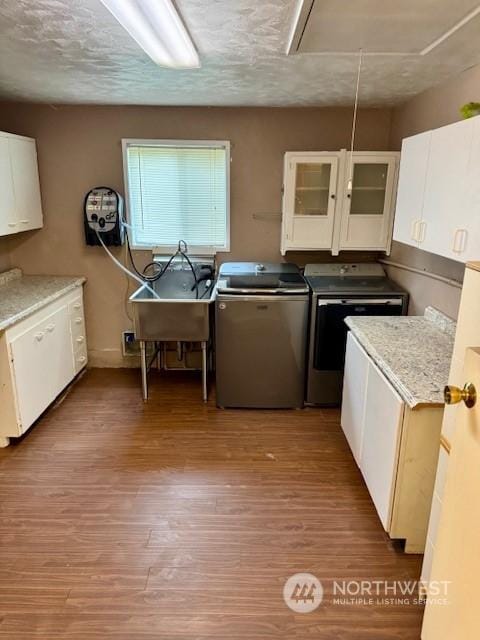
[129,260,215,342]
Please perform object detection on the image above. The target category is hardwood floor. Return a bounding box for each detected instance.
[0,369,424,639]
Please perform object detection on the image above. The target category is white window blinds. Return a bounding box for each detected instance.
[123,141,230,251]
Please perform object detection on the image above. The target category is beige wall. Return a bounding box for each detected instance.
[390,63,480,149]
[0,237,11,272]
[384,63,480,319]
[0,103,392,366]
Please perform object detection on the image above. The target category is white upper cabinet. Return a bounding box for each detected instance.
[0,137,17,236]
[281,152,341,254]
[393,117,480,263]
[421,119,473,259]
[281,150,399,255]
[0,131,43,237]
[338,153,399,252]
[393,131,432,247]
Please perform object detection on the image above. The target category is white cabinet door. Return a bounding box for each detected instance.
[9,137,43,232]
[341,332,369,465]
[421,119,473,260]
[360,360,405,530]
[393,131,432,248]
[338,153,399,252]
[282,154,340,253]
[461,116,480,263]
[46,306,75,399]
[0,136,16,237]
[10,305,71,433]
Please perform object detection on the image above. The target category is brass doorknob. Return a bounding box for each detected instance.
[444,383,477,408]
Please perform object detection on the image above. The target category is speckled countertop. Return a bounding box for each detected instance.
[345,307,455,408]
[0,268,86,332]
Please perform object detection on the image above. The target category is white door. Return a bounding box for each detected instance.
[360,360,405,530]
[0,136,16,236]
[393,131,432,248]
[9,137,43,232]
[422,348,480,639]
[341,332,369,465]
[282,155,339,251]
[339,154,398,251]
[421,119,473,260]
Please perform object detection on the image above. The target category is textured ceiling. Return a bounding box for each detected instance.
[0,0,479,106]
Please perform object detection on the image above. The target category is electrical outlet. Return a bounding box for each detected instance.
[122,331,140,357]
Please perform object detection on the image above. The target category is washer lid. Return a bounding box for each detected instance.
[217,262,307,293]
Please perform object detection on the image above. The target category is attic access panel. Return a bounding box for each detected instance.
[289,0,480,55]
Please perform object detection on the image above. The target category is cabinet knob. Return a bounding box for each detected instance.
[75,317,83,324]
[78,356,86,363]
[46,324,55,332]
[73,303,81,310]
[34,332,44,341]
[444,383,477,409]
[330,194,336,200]
[76,336,84,344]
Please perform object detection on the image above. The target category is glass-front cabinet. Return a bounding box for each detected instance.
[281,153,340,253]
[338,153,399,251]
[281,151,399,255]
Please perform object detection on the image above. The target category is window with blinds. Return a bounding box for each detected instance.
[122,140,230,252]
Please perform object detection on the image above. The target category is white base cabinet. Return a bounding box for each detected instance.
[341,332,443,552]
[0,131,43,237]
[0,287,87,446]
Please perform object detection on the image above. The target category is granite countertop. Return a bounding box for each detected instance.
[0,268,86,332]
[345,307,455,409]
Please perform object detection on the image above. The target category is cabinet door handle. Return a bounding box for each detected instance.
[8,222,16,227]
[76,336,85,344]
[74,317,83,324]
[417,221,427,243]
[34,332,44,341]
[453,228,468,253]
[73,303,82,310]
[411,220,419,241]
[46,323,55,332]
[20,220,29,224]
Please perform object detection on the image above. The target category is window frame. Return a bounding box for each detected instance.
[121,138,231,254]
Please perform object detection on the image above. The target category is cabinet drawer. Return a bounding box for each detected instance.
[69,297,83,317]
[71,315,86,341]
[73,344,88,374]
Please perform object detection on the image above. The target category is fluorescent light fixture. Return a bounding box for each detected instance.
[99,0,200,69]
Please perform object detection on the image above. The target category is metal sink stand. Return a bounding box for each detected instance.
[140,340,209,403]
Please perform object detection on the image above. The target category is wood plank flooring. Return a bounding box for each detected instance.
[0,369,424,639]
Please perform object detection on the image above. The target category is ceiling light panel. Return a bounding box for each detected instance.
[99,0,200,68]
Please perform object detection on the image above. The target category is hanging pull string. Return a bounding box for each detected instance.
[348,48,363,191]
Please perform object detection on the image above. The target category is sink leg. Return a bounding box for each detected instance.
[201,341,208,402]
[140,340,148,402]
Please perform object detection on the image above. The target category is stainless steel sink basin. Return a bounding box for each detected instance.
[129,267,214,342]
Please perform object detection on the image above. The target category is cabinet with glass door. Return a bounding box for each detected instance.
[338,153,400,252]
[281,152,342,254]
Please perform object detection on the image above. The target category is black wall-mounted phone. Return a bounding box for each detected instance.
[84,187,125,246]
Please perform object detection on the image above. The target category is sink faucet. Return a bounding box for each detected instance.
[178,240,188,254]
